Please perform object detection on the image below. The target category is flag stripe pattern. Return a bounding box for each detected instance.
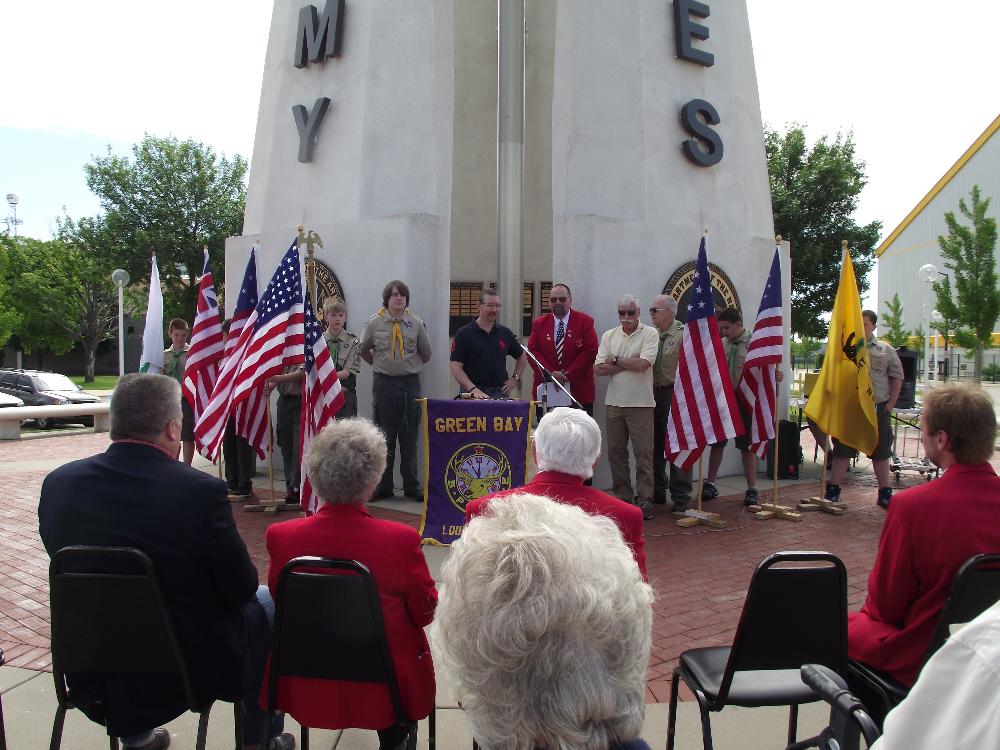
[665,236,745,470]
[183,249,223,428]
[195,240,305,460]
[300,288,346,515]
[738,248,783,459]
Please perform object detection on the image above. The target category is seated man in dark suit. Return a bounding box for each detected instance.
[466,407,647,580]
[38,373,292,750]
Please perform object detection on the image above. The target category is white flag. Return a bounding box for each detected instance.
[139,255,164,373]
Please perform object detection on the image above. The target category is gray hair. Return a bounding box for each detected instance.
[305,418,387,505]
[110,373,182,441]
[431,494,653,750]
[617,293,639,310]
[533,407,601,479]
[654,294,678,314]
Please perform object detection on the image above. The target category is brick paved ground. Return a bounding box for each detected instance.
[1,426,981,705]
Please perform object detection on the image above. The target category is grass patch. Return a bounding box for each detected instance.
[69,375,120,391]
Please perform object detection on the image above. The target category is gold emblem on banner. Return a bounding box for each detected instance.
[444,443,513,512]
[663,262,741,322]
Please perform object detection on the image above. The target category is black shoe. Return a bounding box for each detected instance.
[877,487,892,510]
[824,484,842,503]
[403,489,424,501]
[702,481,719,500]
[284,493,300,505]
[744,488,759,507]
[373,487,395,500]
[652,494,668,505]
[269,733,296,750]
[123,728,170,750]
[638,501,654,521]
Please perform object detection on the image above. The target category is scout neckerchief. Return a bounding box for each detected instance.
[379,307,407,358]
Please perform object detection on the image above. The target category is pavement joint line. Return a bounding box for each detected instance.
[0,667,45,693]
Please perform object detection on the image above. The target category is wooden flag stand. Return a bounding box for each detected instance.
[674,458,726,528]
[797,435,846,515]
[752,410,801,522]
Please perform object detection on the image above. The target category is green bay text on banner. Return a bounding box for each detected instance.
[419,399,532,546]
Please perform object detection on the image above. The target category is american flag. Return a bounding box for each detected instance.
[182,249,223,431]
[665,235,745,469]
[738,248,783,458]
[224,249,270,459]
[299,288,346,514]
[195,240,305,460]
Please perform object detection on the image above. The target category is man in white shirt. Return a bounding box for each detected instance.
[595,294,659,520]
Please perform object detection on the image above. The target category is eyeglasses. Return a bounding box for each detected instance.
[649,308,664,315]
[481,302,501,309]
[549,296,568,303]
[617,309,638,317]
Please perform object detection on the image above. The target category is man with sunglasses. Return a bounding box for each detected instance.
[526,283,599,415]
[595,295,659,520]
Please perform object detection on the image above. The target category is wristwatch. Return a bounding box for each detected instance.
[612,356,619,366]
[513,374,520,382]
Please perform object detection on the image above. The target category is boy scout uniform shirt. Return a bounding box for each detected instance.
[162,344,189,384]
[325,330,361,387]
[723,329,752,385]
[277,366,303,397]
[654,321,684,387]
[359,309,432,376]
[867,336,903,404]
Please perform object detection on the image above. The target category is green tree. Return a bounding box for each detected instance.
[791,336,822,368]
[0,236,22,351]
[881,293,911,348]
[84,134,247,321]
[931,186,1000,382]
[765,125,882,339]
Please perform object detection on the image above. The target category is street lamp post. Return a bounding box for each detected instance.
[918,263,940,386]
[5,193,22,236]
[919,262,951,381]
[111,269,131,377]
[932,309,942,381]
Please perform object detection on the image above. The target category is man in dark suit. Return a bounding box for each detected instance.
[526,283,599,415]
[466,407,647,580]
[39,373,291,750]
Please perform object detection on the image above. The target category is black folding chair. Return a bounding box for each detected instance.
[0,648,7,750]
[266,557,436,750]
[848,552,1000,727]
[666,551,848,750]
[789,665,880,750]
[48,546,240,750]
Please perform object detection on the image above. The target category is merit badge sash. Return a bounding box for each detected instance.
[419,398,532,546]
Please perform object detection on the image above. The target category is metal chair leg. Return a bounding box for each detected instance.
[428,707,436,750]
[301,725,310,750]
[693,689,715,750]
[48,704,67,750]
[666,669,681,750]
[787,703,799,746]
[233,702,243,750]
[195,701,213,750]
[109,737,119,749]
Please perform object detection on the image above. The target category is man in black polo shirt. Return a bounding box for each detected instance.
[450,287,528,399]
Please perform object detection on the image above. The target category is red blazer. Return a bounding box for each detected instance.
[264,504,437,729]
[848,462,1000,685]
[527,310,599,405]
[465,470,648,580]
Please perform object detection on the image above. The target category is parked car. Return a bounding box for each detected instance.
[0,369,101,428]
[0,391,24,408]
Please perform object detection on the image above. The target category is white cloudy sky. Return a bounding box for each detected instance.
[2,0,998,302]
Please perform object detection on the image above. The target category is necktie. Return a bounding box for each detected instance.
[555,319,565,368]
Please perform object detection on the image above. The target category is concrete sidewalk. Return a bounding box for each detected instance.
[2,425,946,748]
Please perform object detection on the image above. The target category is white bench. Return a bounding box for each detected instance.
[0,403,111,440]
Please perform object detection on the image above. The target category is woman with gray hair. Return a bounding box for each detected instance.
[265,418,437,749]
[433,493,654,750]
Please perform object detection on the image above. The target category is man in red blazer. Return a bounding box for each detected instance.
[466,407,648,580]
[527,283,599,414]
[848,384,1000,687]
[266,419,437,750]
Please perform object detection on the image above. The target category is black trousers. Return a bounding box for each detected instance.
[653,385,692,502]
[223,416,255,493]
[372,373,422,495]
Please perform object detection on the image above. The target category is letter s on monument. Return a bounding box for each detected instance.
[294,0,346,68]
[680,99,723,168]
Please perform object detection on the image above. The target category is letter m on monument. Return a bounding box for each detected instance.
[294,0,345,68]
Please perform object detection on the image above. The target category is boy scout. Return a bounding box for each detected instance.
[163,318,194,465]
[322,297,362,418]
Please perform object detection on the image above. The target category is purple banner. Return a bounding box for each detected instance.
[419,398,532,546]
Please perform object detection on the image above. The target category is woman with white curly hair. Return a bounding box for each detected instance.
[265,418,437,750]
[432,493,654,750]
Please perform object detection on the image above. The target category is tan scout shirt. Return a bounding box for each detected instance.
[324,330,361,377]
[277,365,303,397]
[162,344,189,385]
[867,336,903,404]
[596,322,659,408]
[359,309,431,376]
[654,320,684,387]
[723,328,752,385]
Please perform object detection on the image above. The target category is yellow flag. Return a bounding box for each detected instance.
[804,247,878,454]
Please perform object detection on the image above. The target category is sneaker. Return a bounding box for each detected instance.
[824,484,842,503]
[702,481,719,500]
[270,733,296,750]
[744,488,759,507]
[123,728,170,750]
[877,487,892,510]
[638,501,654,521]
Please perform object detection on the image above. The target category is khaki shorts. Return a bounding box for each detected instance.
[713,402,752,451]
[832,402,892,460]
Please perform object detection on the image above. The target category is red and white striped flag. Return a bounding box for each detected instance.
[183,249,223,433]
[738,248,784,458]
[665,235,745,469]
[300,288,346,514]
[195,240,305,460]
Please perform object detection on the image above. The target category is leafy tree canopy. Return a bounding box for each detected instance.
[84,134,247,321]
[765,124,882,339]
[0,236,22,347]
